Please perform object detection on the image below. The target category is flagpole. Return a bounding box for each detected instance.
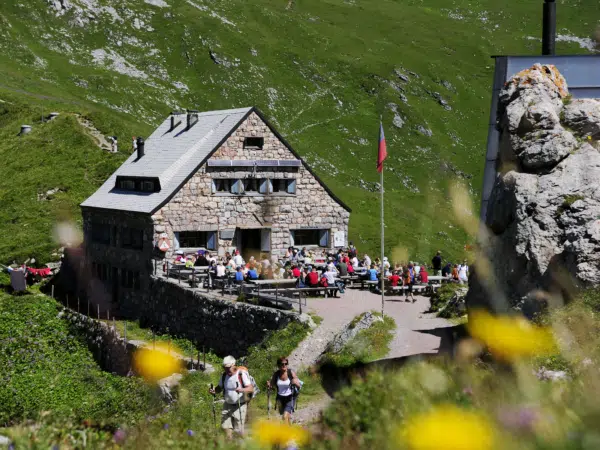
[380,159,385,316]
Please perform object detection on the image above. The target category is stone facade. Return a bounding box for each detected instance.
[152,112,350,260]
[79,208,155,314]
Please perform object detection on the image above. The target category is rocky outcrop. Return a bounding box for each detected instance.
[468,64,600,312]
[323,311,383,355]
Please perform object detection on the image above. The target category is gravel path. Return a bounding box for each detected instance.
[288,288,453,370]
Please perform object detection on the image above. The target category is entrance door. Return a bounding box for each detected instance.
[239,228,271,262]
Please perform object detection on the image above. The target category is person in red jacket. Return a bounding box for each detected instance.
[306,267,320,287]
[419,265,429,284]
[291,265,301,278]
[388,271,401,286]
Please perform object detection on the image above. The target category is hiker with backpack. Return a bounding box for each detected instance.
[266,356,302,425]
[209,356,255,439]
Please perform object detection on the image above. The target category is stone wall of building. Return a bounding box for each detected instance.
[152,112,350,260]
[79,208,156,316]
[124,277,302,357]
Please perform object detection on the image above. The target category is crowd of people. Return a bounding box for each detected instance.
[170,244,470,296]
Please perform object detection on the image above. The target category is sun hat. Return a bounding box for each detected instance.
[175,250,184,255]
[222,355,236,368]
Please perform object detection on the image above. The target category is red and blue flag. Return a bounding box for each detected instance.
[377,122,387,173]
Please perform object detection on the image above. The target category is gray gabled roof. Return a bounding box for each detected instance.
[81,106,352,214]
[80,107,252,213]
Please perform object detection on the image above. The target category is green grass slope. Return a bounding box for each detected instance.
[0,0,597,263]
[0,288,155,425]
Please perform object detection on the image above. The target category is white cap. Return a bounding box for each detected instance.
[222,355,236,368]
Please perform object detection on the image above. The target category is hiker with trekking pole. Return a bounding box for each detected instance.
[208,356,256,439]
[266,356,302,425]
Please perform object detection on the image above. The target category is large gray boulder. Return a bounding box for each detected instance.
[468,64,600,313]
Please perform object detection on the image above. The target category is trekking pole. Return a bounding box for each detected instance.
[267,386,271,418]
[210,383,217,430]
[236,382,244,435]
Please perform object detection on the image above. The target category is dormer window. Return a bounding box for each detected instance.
[243,137,264,149]
[116,176,161,192]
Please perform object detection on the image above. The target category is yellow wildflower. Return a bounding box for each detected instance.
[252,420,310,448]
[401,405,494,450]
[468,310,556,361]
[133,343,182,382]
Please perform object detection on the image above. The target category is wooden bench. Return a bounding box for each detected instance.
[295,286,340,298]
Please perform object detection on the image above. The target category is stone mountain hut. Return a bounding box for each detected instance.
[80,107,350,302]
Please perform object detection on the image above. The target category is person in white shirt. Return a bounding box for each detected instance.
[266,356,301,425]
[351,256,359,269]
[364,254,372,268]
[458,264,468,284]
[210,356,254,438]
[324,266,338,286]
[216,261,226,278]
[233,250,244,267]
[414,263,421,276]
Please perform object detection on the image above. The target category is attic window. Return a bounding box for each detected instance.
[116,176,161,193]
[244,137,264,149]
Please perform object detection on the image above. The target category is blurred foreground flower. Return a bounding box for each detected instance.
[401,405,494,450]
[468,310,557,361]
[133,343,182,382]
[252,420,309,448]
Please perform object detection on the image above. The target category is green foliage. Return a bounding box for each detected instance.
[579,287,600,312]
[323,312,395,367]
[0,291,155,426]
[556,194,585,217]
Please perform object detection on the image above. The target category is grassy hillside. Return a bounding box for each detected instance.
[0,0,597,263]
[0,287,155,425]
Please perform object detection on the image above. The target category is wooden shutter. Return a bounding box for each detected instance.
[287,179,296,194]
[319,229,329,247]
[211,179,217,193]
[261,229,271,252]
[289,230,295,247]
[207,231,217,250]
[259,179,268,194]
[173,232,180,249]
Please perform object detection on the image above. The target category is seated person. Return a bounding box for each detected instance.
[338,260,348,277]
[442,263,452,278]
[195,251,209,267]
[185,255,195,268]
[389,271,401,287]
[215,261,226,279]
[306,267,320,287]
[419,265,429,284]
[234,266,244,284]
[174,250,186,264]
[291,265,301,278]
[246,265,259,280]
[368,264,378,281]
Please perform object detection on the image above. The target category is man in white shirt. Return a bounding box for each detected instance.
[364,254,372,268]
[233,250,244,267]
[351,255,359,269]
[209,356,254,438]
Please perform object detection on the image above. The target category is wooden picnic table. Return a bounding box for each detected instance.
[248,279,298,306]
[427,276,451,282]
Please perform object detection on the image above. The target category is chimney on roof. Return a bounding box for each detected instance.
[542,0,556,55]
[170,111,181,131]
[136,137,145,159]
[187,110,199,129]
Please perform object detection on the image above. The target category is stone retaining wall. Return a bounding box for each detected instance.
[133,277,300,357]
[60,308,136,375]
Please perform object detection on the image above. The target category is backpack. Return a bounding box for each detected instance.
[319,277,328,287]
[221,366,260,403]
[271,369,303,398]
